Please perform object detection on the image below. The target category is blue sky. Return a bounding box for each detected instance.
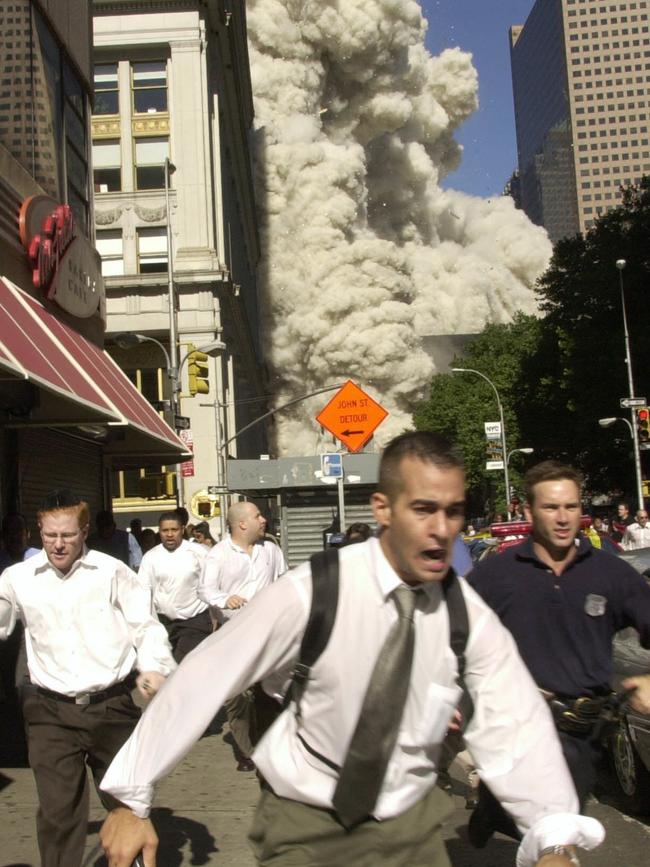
[421,0,536,197]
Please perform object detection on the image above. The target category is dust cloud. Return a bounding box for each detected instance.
[247,0,551,455]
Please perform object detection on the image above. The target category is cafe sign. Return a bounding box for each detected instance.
[18,195,104,320]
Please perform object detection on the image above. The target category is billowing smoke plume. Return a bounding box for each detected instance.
[247,0,551,455]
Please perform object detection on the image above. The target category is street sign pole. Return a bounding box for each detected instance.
[337,476,346,534]
[630,409,644,510]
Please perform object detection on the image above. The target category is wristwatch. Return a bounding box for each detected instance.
[539,845,580,866]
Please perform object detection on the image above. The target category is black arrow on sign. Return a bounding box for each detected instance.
[342,429,364,436]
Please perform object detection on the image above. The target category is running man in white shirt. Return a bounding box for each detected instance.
[200,501,287,770]
[138,512,211,664]
[0,489,175,867]
[100,433,606,867]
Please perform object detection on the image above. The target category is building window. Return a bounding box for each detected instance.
[62,63,89,233]
[11,9,91,231]
[96,230,124,276]
[132,61,168,114]
[94,63,119,114]
[93,140,122,192]
[137,227,167,273]
[134,136,168,189]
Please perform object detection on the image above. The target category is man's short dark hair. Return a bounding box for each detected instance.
[159,511,182,526]
[174,507,189,526]
[524,461,583,505]
[378,431,464,500]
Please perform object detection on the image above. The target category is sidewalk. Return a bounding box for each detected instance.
[1,725,259,867]
[2,729,631,867]
[0,731,521,867]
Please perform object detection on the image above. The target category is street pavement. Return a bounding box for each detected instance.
[2,724,650,867]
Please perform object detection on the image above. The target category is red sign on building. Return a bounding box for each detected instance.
[18,194,104,320]
[180,429,195,478]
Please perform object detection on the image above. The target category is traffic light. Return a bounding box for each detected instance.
[636,406,650,443]
[187,345,210,396]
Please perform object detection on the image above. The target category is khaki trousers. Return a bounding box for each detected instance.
[248,782,453,867]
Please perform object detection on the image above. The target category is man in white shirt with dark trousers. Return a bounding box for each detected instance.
[200,500,287,770]
[100,433,604,867]
[0,489,175,867]
[138,511,210,663]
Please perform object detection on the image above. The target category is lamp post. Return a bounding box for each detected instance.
[598,415,643,509]
[163,158,181,501]
[451,367,511,516]
[114,332,226,509]
[615,259,644,510]
[507,447,534,466]
[220,383,347,454]
[598,416,634,437]
[164,157,178,388]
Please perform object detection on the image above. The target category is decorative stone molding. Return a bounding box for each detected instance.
[96,206,124,225]
[132,115,170,136]
[134,204,167,222]
[92,117,121,138]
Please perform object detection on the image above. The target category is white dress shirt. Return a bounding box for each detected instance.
[0,548,175,695]
[102,537,601,865]
[622,521,650,550]
[138,540,207,621]
[199,536,287,622]
[128,533,143,570]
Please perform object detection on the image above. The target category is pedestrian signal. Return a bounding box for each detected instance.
[636,406,650,442]
[188,345,210,396]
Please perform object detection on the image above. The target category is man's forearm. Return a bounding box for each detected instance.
[0,597,16,640]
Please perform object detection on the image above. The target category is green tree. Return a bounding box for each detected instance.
[414,313,543,517]
[529,178,650,494]
[416,179,650,509]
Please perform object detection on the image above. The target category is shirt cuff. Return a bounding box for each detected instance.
[516,813,605,867]
[99,783,154,819]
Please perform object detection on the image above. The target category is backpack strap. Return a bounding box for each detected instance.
[442,569,474,731]
[283,546,340,720]
[284,548,473,732]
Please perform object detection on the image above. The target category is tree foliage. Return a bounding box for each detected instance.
[415,179,650,513]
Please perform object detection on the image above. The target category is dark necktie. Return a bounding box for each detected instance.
[332,585,417,829]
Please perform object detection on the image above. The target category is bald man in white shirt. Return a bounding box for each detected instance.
[0,490,175,867]
[138,512,211,664]
[100,434,604,867]
[622,509,650,550]
[200,501,287,770]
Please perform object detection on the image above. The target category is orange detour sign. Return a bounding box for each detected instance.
[316,380,388,453]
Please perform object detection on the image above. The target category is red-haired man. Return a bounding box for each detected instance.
[0,489,176,867]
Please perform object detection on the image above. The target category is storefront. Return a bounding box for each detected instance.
[0,264,190,533]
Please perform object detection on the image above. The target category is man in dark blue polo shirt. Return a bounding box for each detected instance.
[467,460,650,850]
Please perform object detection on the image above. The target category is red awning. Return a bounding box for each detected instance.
[0,277,190,464]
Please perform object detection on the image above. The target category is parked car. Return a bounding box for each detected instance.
[609,547,650,813]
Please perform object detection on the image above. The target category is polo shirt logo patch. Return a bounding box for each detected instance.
[585,594,607,616]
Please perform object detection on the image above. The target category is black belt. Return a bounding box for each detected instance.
[37,678,131,707]
[545,693,610,736]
